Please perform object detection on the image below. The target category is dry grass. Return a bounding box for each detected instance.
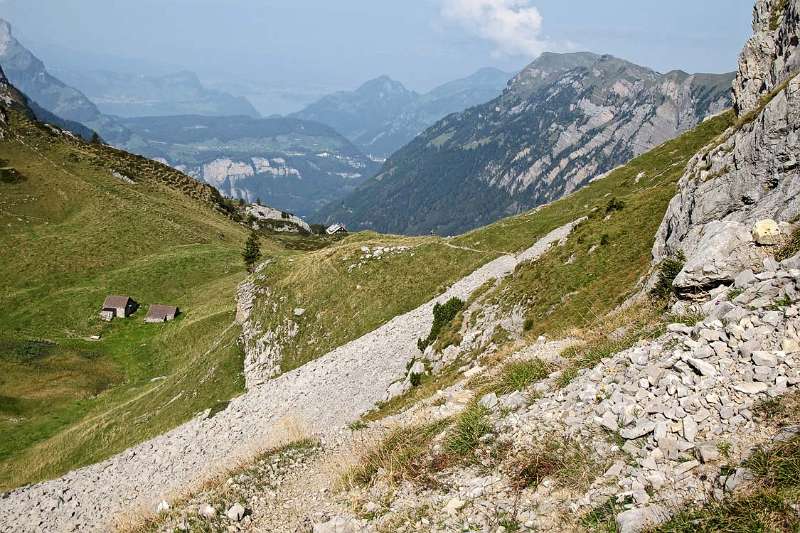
[343,419,451,488]
[506,437,600,493]
[348,401,495,489]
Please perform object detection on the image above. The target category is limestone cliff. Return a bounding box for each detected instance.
[653,0,800,294]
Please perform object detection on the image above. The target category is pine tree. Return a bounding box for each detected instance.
[242,230,262,272]
[90,132,101,144]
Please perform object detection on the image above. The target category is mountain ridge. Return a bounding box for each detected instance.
[291,68,512,157]
[0,17,132,143]
[54,68,261,118]
[320,51,735,235]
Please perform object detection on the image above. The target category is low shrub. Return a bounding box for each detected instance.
[605,197,625,213]
[776,227,800,261]
[507,437,598,492]
[418,297,464,351]
[0,167,25,184]
[650,251,686,299]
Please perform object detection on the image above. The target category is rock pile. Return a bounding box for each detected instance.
[342,255,800,532]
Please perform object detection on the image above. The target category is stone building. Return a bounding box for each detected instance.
[100,295,138,321]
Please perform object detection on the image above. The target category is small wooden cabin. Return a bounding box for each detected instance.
[100,295,138,321]
[145,304,179,323]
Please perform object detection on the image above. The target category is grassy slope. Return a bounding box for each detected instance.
[254,112,734,374]
[483,112,736,336]
[0,112,254,490]
[359,112,734,422]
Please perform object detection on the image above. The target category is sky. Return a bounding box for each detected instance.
[0,0,755,115]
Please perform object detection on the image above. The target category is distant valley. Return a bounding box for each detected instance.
[53,69,261,118]
[118,114,379,216]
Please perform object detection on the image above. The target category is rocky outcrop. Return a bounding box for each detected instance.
[246,204,311,233]
[653,0,800,294]
[734,0,800,114]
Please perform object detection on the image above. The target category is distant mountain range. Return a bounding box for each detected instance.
[0,18,131,143]
[0,18,376,215]
[53,69,260,118]
[117,115,379,216]
[320,52,735,235]
[291,68,512,157]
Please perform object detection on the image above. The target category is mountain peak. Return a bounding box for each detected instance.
[0,18,13,56]
[356,75,413,96]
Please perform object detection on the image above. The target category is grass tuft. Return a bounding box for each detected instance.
[470,358,552,396]
[507,437,599,493]
[344,419,450,487]
[444,402,492,458]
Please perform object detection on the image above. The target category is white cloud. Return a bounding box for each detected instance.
[441,0,548,57]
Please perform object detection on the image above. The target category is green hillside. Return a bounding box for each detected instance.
[0,109,256,490]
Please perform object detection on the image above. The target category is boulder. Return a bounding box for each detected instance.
[672,221,760,295]
[479,392,499,410]
[752,219,782,245]
[620,422,655,440]
[616,505,670,533]
[197,504,216,519]
[686,357,717,377]
[733,382,769,394]
[696,443,720,463]
[226,503,246,522]
[752,351,778,368]
[444,497,466,516]
[499,391,527,411]
[313,516,363,533]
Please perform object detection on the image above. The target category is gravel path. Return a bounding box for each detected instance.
[0,220,582,533]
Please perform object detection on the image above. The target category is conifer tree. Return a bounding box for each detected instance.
[242,230,262,272]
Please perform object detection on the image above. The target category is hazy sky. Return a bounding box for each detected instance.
[1,0,755,114]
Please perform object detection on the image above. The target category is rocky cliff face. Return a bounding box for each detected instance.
[321,52,734,236]
[0,64,35,137]
[653,0,800,295]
